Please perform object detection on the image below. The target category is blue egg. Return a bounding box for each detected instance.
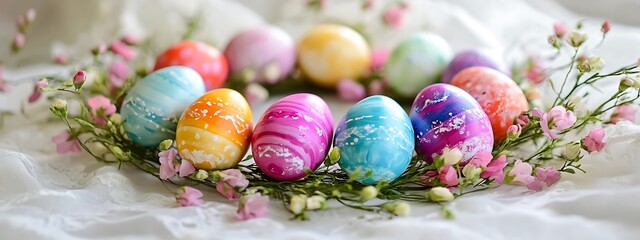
[334,95,415,185]
[121,66,206,147]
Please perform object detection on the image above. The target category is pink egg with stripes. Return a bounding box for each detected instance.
[252,93,334,181]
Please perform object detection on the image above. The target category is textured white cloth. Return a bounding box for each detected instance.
[1,0,640,239]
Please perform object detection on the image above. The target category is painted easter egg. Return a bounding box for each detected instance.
[410,83,493,163]
[385,33,453,97]
[297,24,371,88]
[121,66,206,147]
[441,49,510,83]
[176,88,253,170]
[251,93,333,181]
[334,95,414,185]
[450,67,528,141]
[154,40,228,91]
[224,26,295,84]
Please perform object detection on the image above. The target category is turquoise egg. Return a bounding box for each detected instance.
[121,66,206,147]
[334,95,415,185]
[384,33,453,97]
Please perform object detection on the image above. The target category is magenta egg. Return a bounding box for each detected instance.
[410,83,494,163]
[252,93,333,181]
[441,49,510,83]
[224,26,296,84]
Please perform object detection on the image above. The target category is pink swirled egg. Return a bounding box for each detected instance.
[251,93,334,181]
[224,26,295,84]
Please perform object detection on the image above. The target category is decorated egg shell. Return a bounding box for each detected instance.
[441,49,510,83]
[154,40,228,91]
[121,66,205,147]
[252,93,333,181]
[297,24,371,88]
[224,26,295,84]
[334,95,414,185]
[385,33,453,97]
[176,88,253,170]
[410,83,493,163]
[451,67,528,141]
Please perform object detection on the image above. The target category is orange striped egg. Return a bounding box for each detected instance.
[176,88,253,170]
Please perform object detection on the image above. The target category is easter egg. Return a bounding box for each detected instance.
[334,95,414,185]
[224,26,295,84]
[121,66,206,147]
[385,33,453,97]
[154,40,228,91]
[176,88,253,170]
[410,83,493,163]
[450,67,528,141]
[251,94,333,181]
[441,49,510,83]
[297,24,371,88]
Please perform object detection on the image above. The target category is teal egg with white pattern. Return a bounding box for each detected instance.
[121,66,206,147]
[334,95,415,185]
[384,33,453,97]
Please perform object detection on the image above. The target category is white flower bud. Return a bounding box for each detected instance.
[53,99,67,110]
[289,195,307,214]
[566,30,588,48]
[562,142,581,160]
[462,164,482,180]
[195,169,209,180]
[262,62,281,84]
[586,55,605,72]
[306,196,327,210]
[360,186,378,202]
[391,202,411,217]
[109,113,122,124]
[442,148,463,166]
[159,139,173,150]
[428,187,454,202]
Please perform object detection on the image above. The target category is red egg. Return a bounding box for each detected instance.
[154,40,228,90]
[451,67,528,141]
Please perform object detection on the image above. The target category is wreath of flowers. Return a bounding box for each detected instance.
[2,4,639,221]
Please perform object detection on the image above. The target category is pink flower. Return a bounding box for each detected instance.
[235,193,269,220]
[517,114,530,126]
[337,78,366,102]
[28,79,48,104]
[370,49,389,71]
[52,131,82,154]
[535,167,561,186]
[553,22,569,37]
[179,160,196,177]
[110,41,137,61]
[526,66,545,84]
[526,179,544,191]
[507,124,522,138]
[12,33,25,51]
[0,65,9,93]
[362,0,375,9]
[216,169,250,200]
[24,8,36,24]
[507,160,535,185]
[87,96,116,125]
[120,34,140,45]
[611,104,636,124]
[469,150,492,168]
[382,6,406,29]
[159,148,178,180]
[54,54,67,64]
[74,70,87,88]
[534,106,576,139]
[601,20,611,34]
[176,186,204,207]
[244,83,269,106]
[583,128,606,153]
[108,60,129,88]
[480,155,507,184]
[92,43,107,56]
[368,79,385,95]
[438,165,459,187]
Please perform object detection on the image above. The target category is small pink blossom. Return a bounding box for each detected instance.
[12,33,25,51]
[108,60,129,88]
[368,79,385,95]
[87,96,116,125]
[176,186,204,207]
[507,124,522,137]
[535,167,561,186]
[553,22,569,37]
[534,106,576,139]
[480,155,507,184]
[120,34,140,45]
[526,179,544,191]
[370,49,389,71]
[179,160,196,177]
[337,78,366,102]
[24,8,36,24]
[74,70,87,86]
[611,104,636,124]
[508,160,535,185]
[52,131,82,154]
[362,0,375,9]
[526,66,545,84]
[216,169,250,200]
[438,165,459,187]
[583,128,606,153]
[382,6,406,29]
[110,41,137,61]
[244,83,269,106]
[27,79,48,104]
[159,148,179,180]
[92,43,107,56]
[54,54,67,64]
[517,114,530,126]
[235,193,269,220]
[601,20,611,34]
[469,150,492,168]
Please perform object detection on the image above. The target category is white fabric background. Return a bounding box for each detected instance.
[1,0,640,239]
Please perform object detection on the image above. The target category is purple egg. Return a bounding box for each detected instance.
[252,93,333,181]
[224,26,296,84]
[440,49,510,83]
[410,83,494,163]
